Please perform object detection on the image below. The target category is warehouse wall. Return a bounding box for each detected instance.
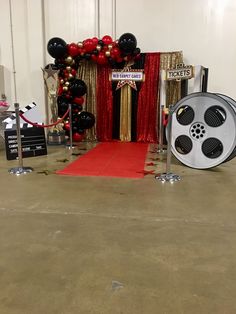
[0,0,236,117]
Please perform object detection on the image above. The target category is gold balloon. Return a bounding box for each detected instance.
[77,42,83,48]
[105,51,111,57]
[60,79,64,84]
[108,44,113,50]
[65,56,73,64]
[63,86,68,92]
[65,81,70,87]
[66,66,72,72]
[96,45,101,51]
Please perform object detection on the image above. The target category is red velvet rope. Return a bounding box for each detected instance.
[19,108,69,128]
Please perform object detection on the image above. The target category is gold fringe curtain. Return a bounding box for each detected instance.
[77,61,97,141]
[160,51,183,107]
[120,84,132,141]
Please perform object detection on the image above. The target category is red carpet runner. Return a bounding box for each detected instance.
[57,142,149,178]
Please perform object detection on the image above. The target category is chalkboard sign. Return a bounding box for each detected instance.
[4,126,47,160]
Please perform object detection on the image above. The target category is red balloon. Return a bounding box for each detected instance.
[73,97,84,105]
[112,47,121,56]
[71,69,77,76]
[116,57,123,63]
[92,37,99,45]
[91,54,98,62]
[83,39,96,53]
[64,122,70,131]
[58,85,64,95]
[73,132,84,142]
[102,35,113,45]
[97,52,107,65]
[68,43,79,57]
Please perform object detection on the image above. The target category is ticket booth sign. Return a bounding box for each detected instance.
[166,63,194,81]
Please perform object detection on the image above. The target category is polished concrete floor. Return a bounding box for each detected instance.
[0,142,236,314]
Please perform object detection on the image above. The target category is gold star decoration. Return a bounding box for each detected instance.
[42,64,60,80]
[116,64,137,91]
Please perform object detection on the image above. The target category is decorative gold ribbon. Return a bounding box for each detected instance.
[120,84,132,142]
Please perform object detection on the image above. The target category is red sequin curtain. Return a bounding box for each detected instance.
[136,53,160,142]
[96,65,113,141]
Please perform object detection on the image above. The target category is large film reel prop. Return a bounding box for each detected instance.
[215,93,236,162]
[171,92,236,169]
[155,105,181,183]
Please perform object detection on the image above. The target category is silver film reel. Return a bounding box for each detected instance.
[171,92,236,169]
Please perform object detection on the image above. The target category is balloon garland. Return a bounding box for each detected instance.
[46,33,140,141]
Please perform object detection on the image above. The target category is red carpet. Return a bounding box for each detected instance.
[57,142,149,178]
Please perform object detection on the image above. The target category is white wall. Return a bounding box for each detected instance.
[0,0,236,118]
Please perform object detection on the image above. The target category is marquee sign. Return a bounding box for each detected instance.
[111,70,144,81]
[111,68,144,90]
[166,63,194,81]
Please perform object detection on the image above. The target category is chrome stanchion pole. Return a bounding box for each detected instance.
[69,103,73,153]
[155,104,181,183]
[9,103,33,175]
[157,105,165,153]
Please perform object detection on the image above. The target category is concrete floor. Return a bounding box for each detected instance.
[0,142,236,314]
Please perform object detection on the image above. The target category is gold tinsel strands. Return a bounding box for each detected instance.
[120,84,132,142]
[160,51,183,107]
[77,61,97,141]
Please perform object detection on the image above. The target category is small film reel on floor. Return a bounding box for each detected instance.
[169,92,236,169]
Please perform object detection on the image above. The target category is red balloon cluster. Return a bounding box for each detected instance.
[65,34,140,66]
[55,34,141,99]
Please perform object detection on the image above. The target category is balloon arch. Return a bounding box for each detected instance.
[46,33,140,141]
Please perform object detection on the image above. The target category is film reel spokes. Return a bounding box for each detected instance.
[170,93,236,169]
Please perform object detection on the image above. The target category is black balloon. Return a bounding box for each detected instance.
[57,95,69,105]
[98,40,104,47]
[69,79,87,97]
[118,33,137,54]
[47,37,67,59]
[78,128,85,135]
[54,59,66,70]
[57,95,69,117]
[58,102,69,117]
[72,103,82,112]
[78,111,95,129]
[84,53,91,60]
[108,58,116,68]
[92,50,99,56]
[133,47,141,55]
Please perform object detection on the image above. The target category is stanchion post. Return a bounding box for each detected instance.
[157,105,165,153]
[8,103,33,175]
[69,103,73,153]
[165,105,173,174]
[155,104,181,183]
[15,103,23,168]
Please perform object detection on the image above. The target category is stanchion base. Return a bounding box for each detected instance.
[47,131,66,145]
[156,148,166,154]
[9,167,34,175]
[65,144,76,150]
[155,172,181,183]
